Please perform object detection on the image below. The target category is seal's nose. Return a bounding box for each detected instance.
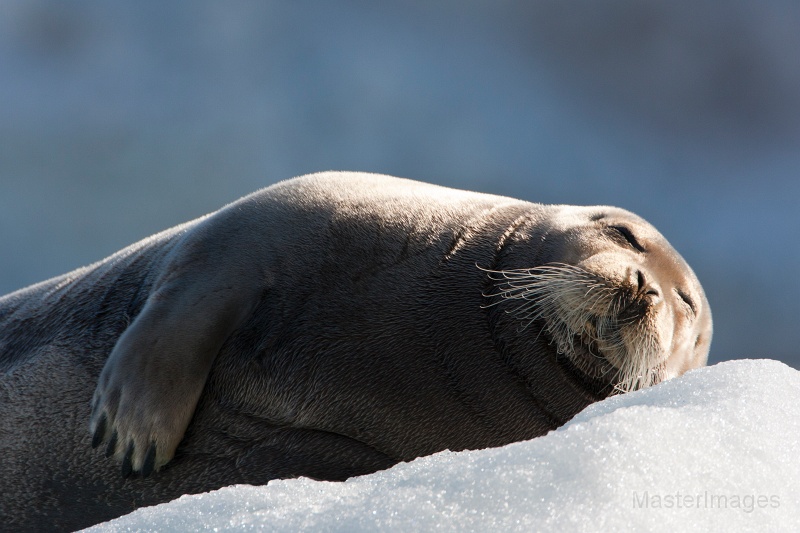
[635,270,661,302]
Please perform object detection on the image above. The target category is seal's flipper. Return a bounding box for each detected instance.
[89,220,266,476]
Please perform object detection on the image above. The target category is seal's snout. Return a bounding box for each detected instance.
[633,269,660,299]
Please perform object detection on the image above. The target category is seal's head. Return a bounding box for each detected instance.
[487,206,712,393]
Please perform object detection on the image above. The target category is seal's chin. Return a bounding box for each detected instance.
[546,324,613,379]
[546,318,665,395]
[562,314,671,394]
[542,326,615,398]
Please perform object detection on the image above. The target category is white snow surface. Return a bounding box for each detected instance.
[85,360,799,532]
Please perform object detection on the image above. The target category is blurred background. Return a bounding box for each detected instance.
[1,1,798,368]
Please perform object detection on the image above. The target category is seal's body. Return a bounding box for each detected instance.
[0,172,712,531]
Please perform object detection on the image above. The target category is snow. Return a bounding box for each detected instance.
[83,359,799,532]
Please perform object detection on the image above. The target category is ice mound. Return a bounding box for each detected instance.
[84,359,799,532]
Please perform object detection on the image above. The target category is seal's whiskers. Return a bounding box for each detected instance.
[482,263,665,392]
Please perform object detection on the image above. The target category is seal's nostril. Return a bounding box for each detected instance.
[636,270,659,298]
[636,270,645,292]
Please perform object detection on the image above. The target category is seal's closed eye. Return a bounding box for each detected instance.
[675,288,697,315]
[609,225,646,253]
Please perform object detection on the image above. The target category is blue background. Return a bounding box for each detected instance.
[2,1,798,368]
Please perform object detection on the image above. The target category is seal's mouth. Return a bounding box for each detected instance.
[482,263,667,393]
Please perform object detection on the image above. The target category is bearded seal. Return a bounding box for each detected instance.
[0,172,711,531]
